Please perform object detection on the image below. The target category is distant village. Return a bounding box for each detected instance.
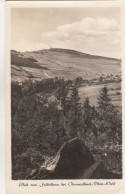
[74,72,121,87]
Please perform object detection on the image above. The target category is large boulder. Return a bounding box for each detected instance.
[26,138,94,179]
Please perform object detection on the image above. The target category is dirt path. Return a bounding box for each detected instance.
[44,72,53,78]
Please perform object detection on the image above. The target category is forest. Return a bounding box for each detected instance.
[11,77,122,179]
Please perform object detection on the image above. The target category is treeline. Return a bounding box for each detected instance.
[11,52,48,70]
[11,78,122,179]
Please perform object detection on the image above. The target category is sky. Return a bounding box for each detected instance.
[11,7,121,58]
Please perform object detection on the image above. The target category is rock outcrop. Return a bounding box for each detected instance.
[26,138,122,179]
[26,138,94,179]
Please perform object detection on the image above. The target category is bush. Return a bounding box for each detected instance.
[27,57,38,62]
[116,91,121,95]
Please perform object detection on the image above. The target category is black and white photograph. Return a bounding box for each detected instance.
[10,6,122,180]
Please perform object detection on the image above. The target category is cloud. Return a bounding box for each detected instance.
[42,17,120,41]
[57,17,120,34]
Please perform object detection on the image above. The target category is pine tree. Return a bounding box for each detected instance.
[98,86,111,109]
[97,86,122,142]
[82,97,97,137]
[64,84,82,138]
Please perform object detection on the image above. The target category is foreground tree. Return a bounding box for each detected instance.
[97,86,122,142]
[98,86,111,109]
[82,97,98,137]
[62,84,83,138]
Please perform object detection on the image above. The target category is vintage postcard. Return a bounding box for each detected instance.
[6,1,125,194]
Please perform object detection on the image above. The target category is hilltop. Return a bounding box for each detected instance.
[36,48,121,61]
[11,48,121,82]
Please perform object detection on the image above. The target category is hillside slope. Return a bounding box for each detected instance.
[11,48,121,82]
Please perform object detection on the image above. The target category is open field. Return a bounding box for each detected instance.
[79,82,122,108]
[11,48,121,82]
